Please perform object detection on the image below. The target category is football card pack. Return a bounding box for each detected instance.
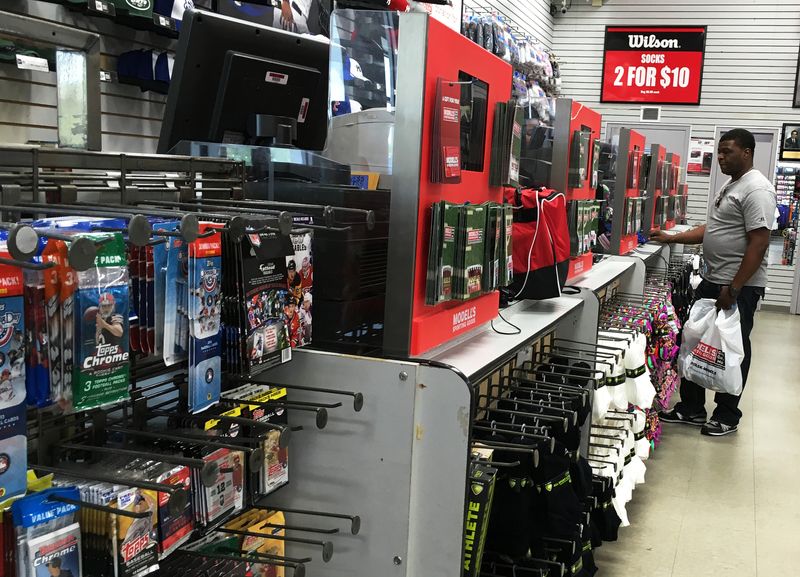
[73,233,130,411]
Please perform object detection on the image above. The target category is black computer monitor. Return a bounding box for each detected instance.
[158,10,330,153]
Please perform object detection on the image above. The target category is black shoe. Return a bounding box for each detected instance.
[658,408,706,426]
[701,419,738,436]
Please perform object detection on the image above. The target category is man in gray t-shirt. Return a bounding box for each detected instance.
[651,128,776,437]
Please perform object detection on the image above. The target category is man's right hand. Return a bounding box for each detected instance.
[649,229,673,244]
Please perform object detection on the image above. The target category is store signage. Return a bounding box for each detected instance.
[601,26,707,105]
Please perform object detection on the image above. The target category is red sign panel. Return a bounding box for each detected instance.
[601,26,707,105]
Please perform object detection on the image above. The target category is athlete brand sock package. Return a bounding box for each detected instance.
[427,203,514,305]
[489,99,523,188]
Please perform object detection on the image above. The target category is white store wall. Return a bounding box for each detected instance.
[552,0,800,308]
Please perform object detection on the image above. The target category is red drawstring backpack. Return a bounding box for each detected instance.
[503,187,570,300]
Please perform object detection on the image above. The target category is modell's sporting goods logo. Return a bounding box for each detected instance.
[0,312,20,347]
[126,0,151,10]
[628,34,680,49]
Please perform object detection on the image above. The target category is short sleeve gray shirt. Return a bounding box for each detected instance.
[703,168,776,287]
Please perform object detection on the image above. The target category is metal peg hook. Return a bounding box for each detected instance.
[231,377,364,412]
[32,464,189,516]
[47,494,150,519]
[252,505,361,535]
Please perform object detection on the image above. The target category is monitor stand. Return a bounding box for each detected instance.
[248,114,298,148]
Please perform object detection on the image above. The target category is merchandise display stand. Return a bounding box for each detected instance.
[608,128,647,255]
[551,98,603,279]
[384,13,512,358]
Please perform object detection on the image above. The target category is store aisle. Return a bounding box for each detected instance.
[593,311,800,577]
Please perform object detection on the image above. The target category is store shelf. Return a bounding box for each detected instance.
[632,242,668,264]
[566,257,635,293]
[419,296,584,382]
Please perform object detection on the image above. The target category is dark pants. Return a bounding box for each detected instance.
[675,280,764,426]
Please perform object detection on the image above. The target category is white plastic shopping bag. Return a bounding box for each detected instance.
[678,298,745,395]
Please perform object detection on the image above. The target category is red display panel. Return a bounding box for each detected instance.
[620,129,646,254]
[562,101,601,281]
[601,26,707,105]
[409,17,511,356]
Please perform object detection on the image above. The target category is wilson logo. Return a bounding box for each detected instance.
[628,34,680,49]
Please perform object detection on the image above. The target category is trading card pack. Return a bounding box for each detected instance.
[218,384,289,497]
[163,236,188,367]
[190,447,243,528]
[115,486,159,577]
[73,233,130,411]
[287,231,313,348]
[26,522,81,577]
[155,465,193,558]
[188,224,223,413]
[152,221,180,359]
[223,231,293,376]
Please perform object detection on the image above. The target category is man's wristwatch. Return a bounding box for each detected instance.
[728,285,741,298]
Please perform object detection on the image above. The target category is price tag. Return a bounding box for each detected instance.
[154,14,176,31]
[15,54,49,73]
[91,1,115,15]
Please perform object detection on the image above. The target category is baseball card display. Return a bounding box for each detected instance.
[73,233,130,411]
[0,245,26,506]
[286,231,313,348]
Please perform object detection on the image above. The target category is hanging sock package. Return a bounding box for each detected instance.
[73,232,130,411]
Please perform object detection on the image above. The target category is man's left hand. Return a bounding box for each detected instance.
[716,285,737,311]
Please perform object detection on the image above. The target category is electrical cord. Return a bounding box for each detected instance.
[491,309,522,335]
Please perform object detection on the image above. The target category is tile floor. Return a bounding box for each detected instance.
[593,311,800,577]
